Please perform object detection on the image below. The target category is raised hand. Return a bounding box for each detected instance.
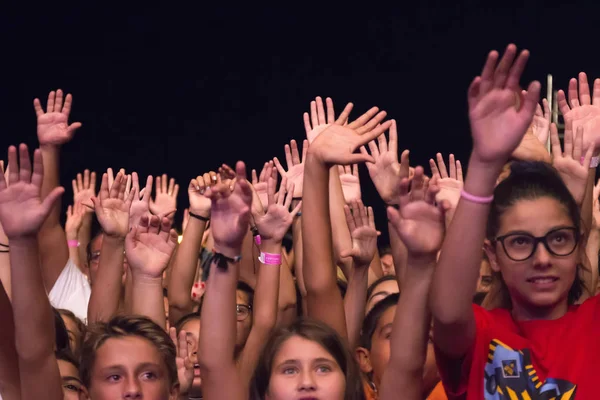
[170,327,194,395]
[129,172,153,228]
[361,120,406,204]
[388,181,448,258]
[125,215,178,278]
[340,200,377,267]
[0,145,64,238]
[149,174,178,218]
[72,169,96,213]
[468,44,540,166]
[593,179,600,231]
[530,98,551,144]
[397,166,430,210]
[309,106,393,166]
[557,72,600,153]
[429,153,463,209]
[65,202,87,241]
[274,139,308,198]
[33,89,82,146]
[251,162,276,212]
[253,176,302,243]
[205,162,253,257]
[188,174,212,218]
[338,165,362,203]
[550,123,593,205]
[303,97,348,143]
[90,172,136,238]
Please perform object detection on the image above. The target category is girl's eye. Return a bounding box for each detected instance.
[64,384,80,392]
[142,372,157,380]
[317,365,332,373]
[282,367,297,375]
[107,375,121,382]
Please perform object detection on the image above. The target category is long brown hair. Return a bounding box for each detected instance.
[250,318,365,400]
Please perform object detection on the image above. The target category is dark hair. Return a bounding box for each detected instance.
[53,307,70,352]
[378,245,392,257]
[337,278,348,298]
[486,161,585,306]
[175,311,200,334]
[237,280,254,307]
[56,348,80,370]
[80,315,177,389]
[250,318,365,400]
[58,309,87,355]
[366,275,398,302]
[360,293,399,350]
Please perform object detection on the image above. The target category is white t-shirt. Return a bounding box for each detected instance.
[49,259,91,323]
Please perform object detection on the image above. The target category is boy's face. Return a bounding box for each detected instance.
[87,336,178,400]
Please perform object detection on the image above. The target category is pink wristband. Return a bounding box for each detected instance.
[460,190,494,204]
[68,240,80,248]
[581,156,600,168]
[254,234,262,245]
[258,252,281,265]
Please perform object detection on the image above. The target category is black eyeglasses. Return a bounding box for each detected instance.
[236,304,252,321]
[494,227,579,262]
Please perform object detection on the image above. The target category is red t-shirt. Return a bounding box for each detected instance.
[435,295,600,399]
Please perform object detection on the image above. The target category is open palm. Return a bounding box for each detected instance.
[254,178,300,242]
[341,201,377,267]
[34,90,82,146]
[92,173,134,238]
[392,201,445,257]
[126,216,178,278]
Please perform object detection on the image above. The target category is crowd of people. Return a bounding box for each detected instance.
[1,43,599,399]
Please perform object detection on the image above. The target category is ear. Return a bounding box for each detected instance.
[169,383,180,400]
[483,239,500,273]
[355,347,373,374]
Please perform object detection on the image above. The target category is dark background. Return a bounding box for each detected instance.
[0,3,597,240]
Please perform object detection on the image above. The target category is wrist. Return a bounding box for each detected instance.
[131,270,164,283]
[463,156,503,197]
[66,231,79,241]
[189,208,211,219]
[407,253,437,268]
[213,243,242,259]
[260,240,282,254]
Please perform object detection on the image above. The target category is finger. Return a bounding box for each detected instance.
[326,97,335,124]
[291,199,302,216]
[90,171,97,192]
[449,154,457,179]
[594,79,600,106]
[429,159,440,179]
[357,199,368,227]
[367,206,375,229]
[386,206,402,234]
[267,175,276,206]
[578,72,591,105]
[574,126,584,160]
[72,179,77,196]
[62,93,73,115]
[549,123,562,158]
[493,44,517,89]
[377,129,388,154]
[400,150,410,179]
[349,107,381,130]
[54,89,64,112]
[251,169,258,184]
[348,153,375,164]
[125,174,132,197]
[284,144,293,169]
[425,182,439,204]
[310,100,318,128]
[143,175,153,201]
[506,46,529,91]
[568,78,580,109]
[161,174,168,193]
[368,139,380,159]
[131,172,140,192]
[344,204,357,232]
[542,98,550,120]
[76,172,84,191]
[148,215,161,234]
[521,81,541,118]
[107,167,115,189]
[356,111,387,135]
[478,50,499,94]
[335,102,354,125]
[30,148,44,188]
[47,90,56,113]
[388,120,398,157]
[67,205,73,217]
[303,112,312,135]
[284,183,294,209]
[557,90,571,116]
[33,98,44,117]
[169,327,177,347]
[301,140,308,162]
[316,96,326,125]
[126,186,137,208]
[436,153,449,178]
[290,140,301,165]
[118,175,127,201]
[352,164,359,178]
[277,177,287,206]
[178,330,189,359]
[99,173,109,200]
[110,174,123,199]
[456,160,464,183]
[40,187,65,218]
[354,120,393,150]
[16,145,28,184]
[564,124,573,158]
[139,214,150,232]
[259,162,268,182]
[582,140,594,170]
[159,217,172,240]
[337,165,344,176]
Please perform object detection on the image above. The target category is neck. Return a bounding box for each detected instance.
[510,297,569,321]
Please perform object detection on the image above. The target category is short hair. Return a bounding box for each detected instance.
[360,293,399,350]
[174,311,200,334]
[237,280,254,307]
[80,315,177,389]
[53,307,70,352]
[56,348,80,370]
[366,275,398,301]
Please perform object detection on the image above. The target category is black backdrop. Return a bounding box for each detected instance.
[1,3,598,242]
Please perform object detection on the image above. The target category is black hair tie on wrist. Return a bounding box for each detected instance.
[204,250,242,279]
[189,211,210,222]
[0,243,8,248]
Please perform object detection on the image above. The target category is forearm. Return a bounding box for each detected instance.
[581,171,596,233]
[277,254,298,326]
[430,157,499,355]
[168,218,206,322]
[389,221,408,285]
[77,215,93,268]
[252,240,282,331]
[87,236,126,323]
[39,146,61,226]
[0,253,10,300]
[380,259,435,400]
[303,154,347,339]
[344,265,369,349]
[584,229,600,297]
[369,249,383,278]
[131,273,166,328]
[292,211,306,298]
[329,167,353,278]
[65,222,83,269]
[0,280,20,400]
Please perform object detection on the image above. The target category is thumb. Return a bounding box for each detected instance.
[41,187,65,216]
[386,206,402,232]
[339,249,355,259]
[348,153,375,164]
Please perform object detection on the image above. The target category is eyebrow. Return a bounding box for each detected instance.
[62,375,83,384]
[378,323,394,335]
[500,225,574,237]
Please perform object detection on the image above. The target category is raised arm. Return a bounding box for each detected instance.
[1,145,65,399]
[87,172,134,323]
[380,179,448,400]
[72,169,96,270]
[238,176,301,389]
[0,279,19,400]
[429,153,464,228]
[64,201,86,271]
[127,214,178,328]
[168,174,211,325]
[303,103,391,339]
[34,90,82,290]
[430,44,540,358]
[198,162,251,400]
[341,200,377,349]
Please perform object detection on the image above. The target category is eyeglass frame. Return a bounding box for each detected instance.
[236,304,252,321]
[492,226,580,262]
